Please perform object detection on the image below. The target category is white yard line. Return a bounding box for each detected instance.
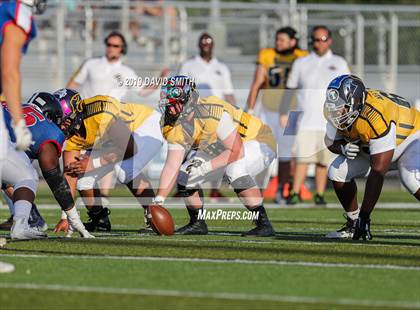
[29,203,420,210]
[0,282,418,309]
[1,253,420,271]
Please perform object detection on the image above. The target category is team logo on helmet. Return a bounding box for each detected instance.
[327,89,339,102]
[70,93,83,113]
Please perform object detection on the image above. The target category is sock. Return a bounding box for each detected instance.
[346,208,360,220]
[359,210,370,220]
[13,200,32,220]
[187,206,202,222]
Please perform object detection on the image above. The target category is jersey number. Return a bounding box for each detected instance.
[268,67,290,88]
[23,106,45,127]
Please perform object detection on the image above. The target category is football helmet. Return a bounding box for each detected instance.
[53,88,84,137]
[21,0,47,14]
[26,92,63,127]
[159,75,198,124]
[324,74,366,130]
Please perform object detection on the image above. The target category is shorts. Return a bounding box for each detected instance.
[294,129,332,166]
[259,106,295,161]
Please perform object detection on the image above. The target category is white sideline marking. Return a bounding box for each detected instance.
[0,282,418,309]
[1,253,420,271]
[30,203,420,210]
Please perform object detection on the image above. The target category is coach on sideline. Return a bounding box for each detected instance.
[67,31,168,101]
[282,25,350,205]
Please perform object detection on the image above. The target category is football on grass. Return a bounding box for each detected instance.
[148,205,175,236]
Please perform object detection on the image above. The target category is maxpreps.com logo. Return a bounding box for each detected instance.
[327,89,339,102]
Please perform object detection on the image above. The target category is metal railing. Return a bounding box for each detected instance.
[25,1,420,101]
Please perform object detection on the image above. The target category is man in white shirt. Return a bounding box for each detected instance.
[283,25,350,205]
[67,31,167,101]
[178,32,236,199]
[179,33,236,105]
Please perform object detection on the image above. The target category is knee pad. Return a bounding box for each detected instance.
[177,183,201,197]
[230,175,256,194]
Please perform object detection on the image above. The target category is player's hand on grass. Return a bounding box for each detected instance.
[13,119,33,151]
[54,219,69,233]
[340,142,360,160]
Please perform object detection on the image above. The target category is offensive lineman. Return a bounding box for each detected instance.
[324,75,419,240]
[53,89,163,232]
[151,76,277,236]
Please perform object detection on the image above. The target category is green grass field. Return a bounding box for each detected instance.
[0,199,419,309]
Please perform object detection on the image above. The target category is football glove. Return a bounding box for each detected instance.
[152,195,165,206]
[340,142,360,160]
[186,158,212,186]
[13,119,33,151]
[352,217,372,240]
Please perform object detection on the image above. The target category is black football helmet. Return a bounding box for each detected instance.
[324,74,366,130]
[27,92,63,127]
[53,88,84,138]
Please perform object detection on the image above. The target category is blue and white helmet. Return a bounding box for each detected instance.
[324,74,366,130]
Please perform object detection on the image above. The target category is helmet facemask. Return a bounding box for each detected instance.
[159,76,198,125]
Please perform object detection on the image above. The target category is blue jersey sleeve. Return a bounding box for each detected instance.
[30,121,65,159]
[0,1,37,53]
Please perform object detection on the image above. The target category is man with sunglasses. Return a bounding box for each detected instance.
[282,25,350,205]
[67,31,167,101]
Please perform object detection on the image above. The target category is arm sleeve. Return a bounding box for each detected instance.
[216,112,237,141]
[369,123,396,155]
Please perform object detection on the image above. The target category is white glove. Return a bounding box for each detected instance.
[187,158,212,182]
[65,207,95,238]
[152,195,165,206]
[247,108,255,116]
[13,119,32,151]
[340,142,360,160]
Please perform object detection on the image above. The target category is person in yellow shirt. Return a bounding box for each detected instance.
[52,89,164,233]
[324,75,419,240]
[246,27,308,202]
[151,76,277,236]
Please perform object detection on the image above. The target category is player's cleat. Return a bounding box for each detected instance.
[242,211,275,237]
[314,193,327,205]
[175,220,208,235]
[84,207,111,232]
[0,216,13,231]
[11,217,47,240]
[286,191,300,205]
[326,214,356,239]
[28,204,48,232]
[353,217,373,240]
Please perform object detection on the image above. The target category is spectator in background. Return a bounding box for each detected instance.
[179,32,236,199]
[66,31,168,201]
[129,0,177,46]
[283,25,350,205]
[67,31,168,101]
[246,27,308,203]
